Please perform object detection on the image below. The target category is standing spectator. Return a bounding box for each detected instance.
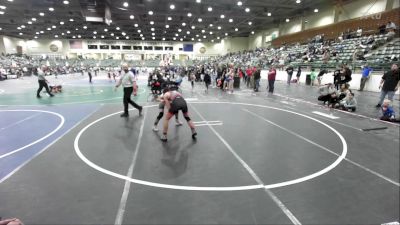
[285,65,294,85]
[253,67,261,92]
[267,66,277,94]
[317,68,328,86]
[296,66,302,85]
[310,68,317,86]
[203,72,211,93]
[245,66,253,87]
[376,64,400,107]
[358,64,373,91]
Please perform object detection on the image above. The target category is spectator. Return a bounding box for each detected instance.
[386,21,397,30]
[318,83,336,104]
[267,66,276,94]
[203,71,211,93]
[376,63,400,107]
[358,64,373,91]
[254,67,261,92]
[310,68,317,86]
[328,92,340,108]
[379,99,399,122]
[317,68,329,86]
[285,65,294,85]
[296,66,302,85]
[356,27,362,37]
[339,91,357,112]
[378,24,386,34]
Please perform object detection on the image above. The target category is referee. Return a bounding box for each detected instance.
[115,63,143,117]
[36,65,54,98]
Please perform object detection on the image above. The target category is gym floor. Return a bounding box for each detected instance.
[0,72,399,225]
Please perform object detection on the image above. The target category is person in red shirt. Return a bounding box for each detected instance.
[245,66,253,87]
[268,66,277,93]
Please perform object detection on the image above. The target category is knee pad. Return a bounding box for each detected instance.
[157,112,164,120]
[184,116,191,121]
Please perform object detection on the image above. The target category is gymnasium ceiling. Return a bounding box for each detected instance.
[0,0,335,42]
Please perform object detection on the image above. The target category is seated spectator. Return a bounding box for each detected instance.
[328,92,340,108]
[339,91,357,112]
[380,99,400,122]
[356,27,363,37]
[379,24,386,34]
[386,21,397,30]
[318,83,336,104]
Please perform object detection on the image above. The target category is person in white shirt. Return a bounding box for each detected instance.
[115,63,143,118]
[36,65,54,98]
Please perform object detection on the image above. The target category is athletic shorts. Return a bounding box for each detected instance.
[169,97,188,114]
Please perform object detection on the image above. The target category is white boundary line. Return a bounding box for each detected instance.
[74,102,348,191]
[0,106,101,184]
[0,110,65,159]
[191,104,301,225]
[243,108,399,187]
[312,111,340,119]
[114,109,147,225]
[0,112,42,131]
[0,89,5,94]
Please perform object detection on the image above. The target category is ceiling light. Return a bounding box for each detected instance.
[21,25,25,28]
[78,35,81,38]
[196,0,201,3]
[19,33,23,35]
[248,21,252,25]
[180,38,183,41]
[187,31,190,34]
[187,13,192,17]
[75,28,78,30]
[191,38,195,41]
[111,33,114,36]
[142,37,145,40]
[170,4,175,9]
[61,33,64,35]
[225,33,228,36]
[63,1,69,4]
[286,18,290,22]
[69,18,74,21]
[36,32,39,34]
[151,27,155,31]
[0,5,6,9]
[175,33,179,36]
[162,37,165,40]
[0,11,4,14]
[140,34,143,37]
[60,21,64,25]
[196,34,199,37]
[104,28,108,32]
[203,35,207,39]
[72,36,76,38]
[55,35,58,38]
[296,0,301,3]
[134,24,138,27]
[217,26,221,30]
[245,8,250,12]
[122,32,126,36]
[235,28,238,31]
[229,18,233,23]
[182,22,186,26]
[39,12,45,16]
[67,30,70,33]
[148,11,153,15]
[211,39,214,42]
[52,25,56,28]
[217,37,220,39]
[168,16,172,20]
[93,31,97,34]
[126,36,129,39]
[150,21,154,25]
[209,31,213,34]
[173,37,176,40]
[32,18,36,21]
[93,36,96,39]
[251,31,255,34]
[116,27,120,30]
[201,30,205,33]
[267,12,271,16]
[40,31,44,33]
[101,35,105,38]
[34,36,38,39]
[123,2,128,7]
[209,24,213,27]
[237,1,243,6]
[17,27,21,30]
[130,15,134,19]
[191,25,195,29]
[198,18,202,22]
[138,29,141,33]
[116,37,119,39]
[178,29,182,32]
[314,8,319,12]
[165,24,169,28]
[47,27,51,30]
[220,14,225,19]
[152,37,155,40]
[49,7,54,11]
[198,39,201,42]
[208,7,212,11]
[83,26,87,29]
